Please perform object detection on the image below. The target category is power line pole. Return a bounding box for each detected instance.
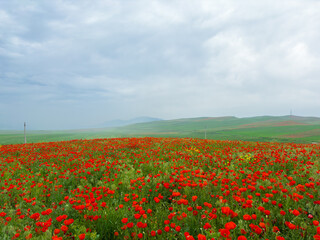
[205,125,207,139]
[24,122,26,144]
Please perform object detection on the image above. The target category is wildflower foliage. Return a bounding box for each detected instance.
[0,137,320,239]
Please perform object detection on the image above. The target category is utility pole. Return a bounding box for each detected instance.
[24,122,26,144]
[205,125,207,139]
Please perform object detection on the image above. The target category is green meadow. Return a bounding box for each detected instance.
[1,115,320,145]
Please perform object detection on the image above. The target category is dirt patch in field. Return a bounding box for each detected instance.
[144,132,179,135]
[193,117,235,122]
[272,121,308,126]
[238,120,307,128]
[237,120,274,128]
[281,129,320,138]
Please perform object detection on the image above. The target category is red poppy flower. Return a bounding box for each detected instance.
[219,228,230,238]
[79,234,86,240]
[225,221,236,230]
[197,234,206,240]
[292,209,300,216]
[238,236,247,240]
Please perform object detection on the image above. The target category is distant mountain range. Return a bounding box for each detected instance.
[98,116,162,128]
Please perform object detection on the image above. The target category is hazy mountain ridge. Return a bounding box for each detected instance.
[98,116,163,128]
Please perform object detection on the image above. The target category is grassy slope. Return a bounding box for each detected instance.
[0,130,120,145]
[1,115,320,145]
[112,115,320,143]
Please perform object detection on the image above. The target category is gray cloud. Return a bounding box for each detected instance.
[1,0,320,129]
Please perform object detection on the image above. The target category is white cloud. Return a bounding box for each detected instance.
[1,0,320,129]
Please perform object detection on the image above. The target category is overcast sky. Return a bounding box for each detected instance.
[1,0,320,130]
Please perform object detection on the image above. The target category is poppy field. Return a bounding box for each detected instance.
[0,137,320,240]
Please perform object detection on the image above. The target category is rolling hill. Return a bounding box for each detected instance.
[113,115,320,143]
[0,115,319,145]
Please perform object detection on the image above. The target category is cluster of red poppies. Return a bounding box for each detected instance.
[0,137,319,239]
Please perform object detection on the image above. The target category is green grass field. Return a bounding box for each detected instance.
[1,115,320,145]
[0,129,120,145]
